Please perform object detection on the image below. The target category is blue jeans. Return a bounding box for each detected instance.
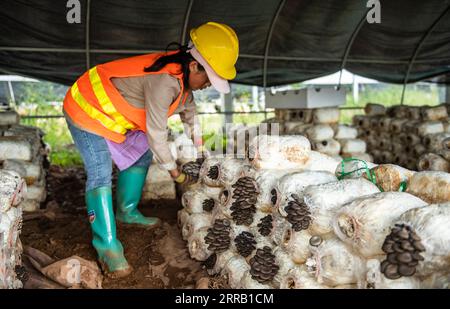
[67,121,152,192]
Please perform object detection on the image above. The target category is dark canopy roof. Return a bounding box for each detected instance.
[1,0,450,86]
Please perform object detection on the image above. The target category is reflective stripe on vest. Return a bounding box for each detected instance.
[71,82,127,134]
[89,67,136,130]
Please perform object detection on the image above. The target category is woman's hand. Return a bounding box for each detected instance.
[170,168,196,185]
[169,168,181,179]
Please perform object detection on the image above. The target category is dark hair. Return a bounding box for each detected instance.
[144,42,204,89]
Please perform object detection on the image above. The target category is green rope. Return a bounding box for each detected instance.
[338,158,409,193]
[398,181,407,192]
[337,158,383,191]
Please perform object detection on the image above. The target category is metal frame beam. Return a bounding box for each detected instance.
[1,46,448,65]
[181,0,194,45]
[446,84,450,102]
[400,4,450,104]
[21,106,364,120]
[263,0,286,88]
[338,7,372,87]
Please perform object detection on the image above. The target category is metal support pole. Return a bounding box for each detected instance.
[252,86,259,110]
[352,76,359,104]
[338,7,371,88]
[181,0,194,45]
[446,85,450,103]
[221,91,233,126]
[7,81,16,107]
[263,0,286,88]
[400,4,450,104]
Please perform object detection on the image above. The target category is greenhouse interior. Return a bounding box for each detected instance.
[1,0,450,290]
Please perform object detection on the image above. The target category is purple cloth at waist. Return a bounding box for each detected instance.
[105,130,149,170]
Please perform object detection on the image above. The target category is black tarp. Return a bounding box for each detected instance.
[1,0,450,86]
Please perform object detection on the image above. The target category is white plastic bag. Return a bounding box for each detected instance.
[364,103,386,116]
[218,158,253,187]
[421,105,448,121]
[420,271,450,289]
[360,259,421,289]
[0,205,23,289]
[390,119,408,133]
[3,159,43,185]
[353,115,371,129]
[406,171,450,203]
[199,157,225,187]
[272,247,296,287]
[0,170,26,212]
[20,199,40,212]
[173,133,198,165]
[303,179,380,235]
[339,139,367,154]
[312,139,341,156]
[378,117,394,132]
[187,227,212,261]
[335,158,377,180]
[333,192,427,258]
[417,153,449,172]
[275,171,337,217]
[416,121,444,137]
[181,186,221,215]
[331,124,358,139]
[206,250,235,276]
[239,270,272,289]
[0,137,34,162]
[306,238,365,286]
[248,135,311,170]
[306,124,334,141]
[25,185,46,203]
[302,151,341,173]
[368,164,414,192]
[423,133,450,152]
[221,255,250,288]
[182,212,213,241]
[253,169,298,213]
[280,265,327,289]
[312,108,340,124]
[177,209,190,228]
[392,203,450,278]
[280,227,312,264]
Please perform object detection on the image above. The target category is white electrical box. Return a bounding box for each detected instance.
[265,87,346,109]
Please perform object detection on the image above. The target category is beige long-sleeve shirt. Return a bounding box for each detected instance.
[110,73,199,170]
[65,73,199,170]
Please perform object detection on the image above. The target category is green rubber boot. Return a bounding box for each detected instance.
[116,166,161,229]
[86,187,132,278]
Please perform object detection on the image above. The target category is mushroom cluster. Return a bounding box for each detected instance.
[380,224,425,279]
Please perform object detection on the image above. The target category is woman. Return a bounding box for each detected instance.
[63,22,239,278]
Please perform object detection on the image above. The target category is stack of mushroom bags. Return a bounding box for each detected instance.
[1,169,26,289]
[0,110,49,212]
[274,107,372,162]
[354,103,450,172]
[179,134,450,289]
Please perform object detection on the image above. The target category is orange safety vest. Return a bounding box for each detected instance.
[63,51,189,143]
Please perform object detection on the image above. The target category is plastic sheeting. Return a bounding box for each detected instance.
[1,0,450,87]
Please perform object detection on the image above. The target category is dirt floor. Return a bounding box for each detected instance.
[20,166,207,288]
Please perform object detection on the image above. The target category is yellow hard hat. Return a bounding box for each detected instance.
[190,22,239,80]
